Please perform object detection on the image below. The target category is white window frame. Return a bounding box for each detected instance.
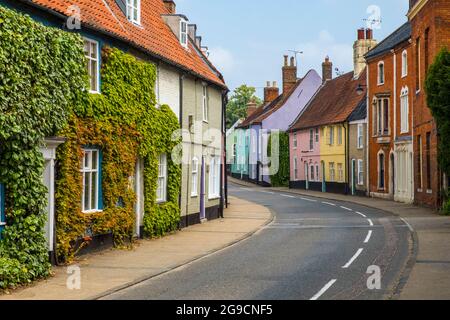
[180,19,188,48]
[81,149,101,213]
[310,164,315,181]
[315,128,319,143]
[191,157,199,197]
[157,154,168,203]
[378,61,385,85]
[293,133,298,150]
[202,85,209,122]
[400,87,409,134]
[126,0,141,25]
[401,50,408,78]
[357,124,364,149]
[309,129,314,151]
[208,156,221,199]
[337,163,343,182]
[315,164,320,182]
[358,159,364,185]
[329,162,335,182]
[84,38,100,94]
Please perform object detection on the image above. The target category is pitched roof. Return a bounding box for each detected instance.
[289,71,367,131]
[365,22,411,60]
[237,94,284,128]
[251,70,316,124]
[347,97,367,122]
[26,0,226,88]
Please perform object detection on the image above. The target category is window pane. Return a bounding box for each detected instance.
[84,173,90,210]
[91,172,97,209]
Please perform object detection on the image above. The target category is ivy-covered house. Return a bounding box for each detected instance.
[0,0,226,289]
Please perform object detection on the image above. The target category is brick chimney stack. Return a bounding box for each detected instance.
[353,28,377,77]
[264,81,279,105]
[322,56,333,83]
[247,100,258,117]
[282,55,297,94]
[163,0,176,14]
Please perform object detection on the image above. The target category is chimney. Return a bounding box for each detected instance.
[322,56,333,83]
[264,81,280,105]
[163,0,176,14]
[353,28,377,77]
[247,101,258,117]
[188,24,197,41]
[195,36,202,48]
[282,55,297,94]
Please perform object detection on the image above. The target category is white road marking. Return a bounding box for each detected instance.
[301,197,318,202]
[322,202,336,206]
[281,194,295,198]
[364,230,373,243]
[310,279,337,301]
[400,217,414,232]
[367,219,374,226]
[342,248,364,269]
[340,206,353,211]
[260,191,275,195]
[355,211,367,218]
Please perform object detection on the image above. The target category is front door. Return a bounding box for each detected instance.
[351,159,356,195]
[200,156,206,220]
[305,163,309,190]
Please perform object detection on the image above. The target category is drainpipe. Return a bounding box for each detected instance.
[344,123,349,195]
[179,73,189,229]
[221,88,229,215]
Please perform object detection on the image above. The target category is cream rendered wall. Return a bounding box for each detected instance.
[156,64,180,120]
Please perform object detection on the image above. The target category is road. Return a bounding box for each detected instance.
[102,183,412,300]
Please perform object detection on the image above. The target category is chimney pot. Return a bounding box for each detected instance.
[264,81,279,105]
[266,81,271,87]
[357,28,365,40]
[247,101,258,117]
[284,55,289,66]
[163,0,176,14]
[273,81,277,87]
[282,55,297,94]
[290,56,295,67]
[366,28,373,40]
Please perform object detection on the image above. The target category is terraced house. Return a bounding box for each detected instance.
[288,29,376,195]
[0,0,226,270]
[235,56,321,186]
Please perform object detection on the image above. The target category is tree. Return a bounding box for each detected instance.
[425,47,450,176]
[226,85,262,129]
[425,47,450,213]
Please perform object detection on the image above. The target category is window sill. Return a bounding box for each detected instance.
[89,90,101,95]
[82,209,103,214]
[208,196,220,200]
[0,222,6,226]
[191,194,198,198]
[417,188,423,193]
[426,189,433,194]
[377,82,385,86]
[157,200,167,204]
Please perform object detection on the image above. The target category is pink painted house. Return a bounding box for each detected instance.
[289,128,322,191]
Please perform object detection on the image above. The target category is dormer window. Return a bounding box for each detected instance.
[180,20,188,47]
[126,0,141,25]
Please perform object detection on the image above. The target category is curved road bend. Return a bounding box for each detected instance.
[103,182,412,300]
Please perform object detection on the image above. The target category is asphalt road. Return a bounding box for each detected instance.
[102,183,412,300]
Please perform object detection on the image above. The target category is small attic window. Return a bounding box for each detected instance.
[180,20,188,47]
[126,0,141,25]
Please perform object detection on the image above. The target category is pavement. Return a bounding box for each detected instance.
[228,177,450,300]
[0,196,272,300]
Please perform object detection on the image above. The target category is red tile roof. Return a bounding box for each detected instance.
[289,71,367,131]
[28,0,226,88]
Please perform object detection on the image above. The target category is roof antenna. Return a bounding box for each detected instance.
[287,50,303,67]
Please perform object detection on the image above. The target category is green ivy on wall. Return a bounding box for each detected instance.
[0,6,86,289]
[55,47,181,262]
[267,132,291,187]
[0,5,181,288]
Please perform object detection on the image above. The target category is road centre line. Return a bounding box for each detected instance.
[322,201,336,206]
[342,248,364,269]
[340,206,353,211]
[310,279,337,301]
[400,217,414,232]
[364,230,373,243]
[281,194,296,198]
[355,211,367,218]
[301,197,318,202]
[367,219,374,226]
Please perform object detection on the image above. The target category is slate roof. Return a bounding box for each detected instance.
[365,22,411,60]
[289,71,367,131]
[26,0,226,88]
[347,97,367,122]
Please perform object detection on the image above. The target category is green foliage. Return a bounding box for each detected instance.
[267,132,290,187]
[55,48,181,262]
[425,47,450,179]
[226,85,262,129]
[0,6,87,289]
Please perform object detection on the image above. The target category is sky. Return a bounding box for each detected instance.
[176,0,410,98]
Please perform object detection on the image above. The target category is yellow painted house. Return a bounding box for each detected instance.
[320,124,347,189]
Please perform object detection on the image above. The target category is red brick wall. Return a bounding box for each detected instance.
[410,0,450,208]
[367,52,395,196]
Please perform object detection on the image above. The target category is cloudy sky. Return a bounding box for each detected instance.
[176,0,410,98]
